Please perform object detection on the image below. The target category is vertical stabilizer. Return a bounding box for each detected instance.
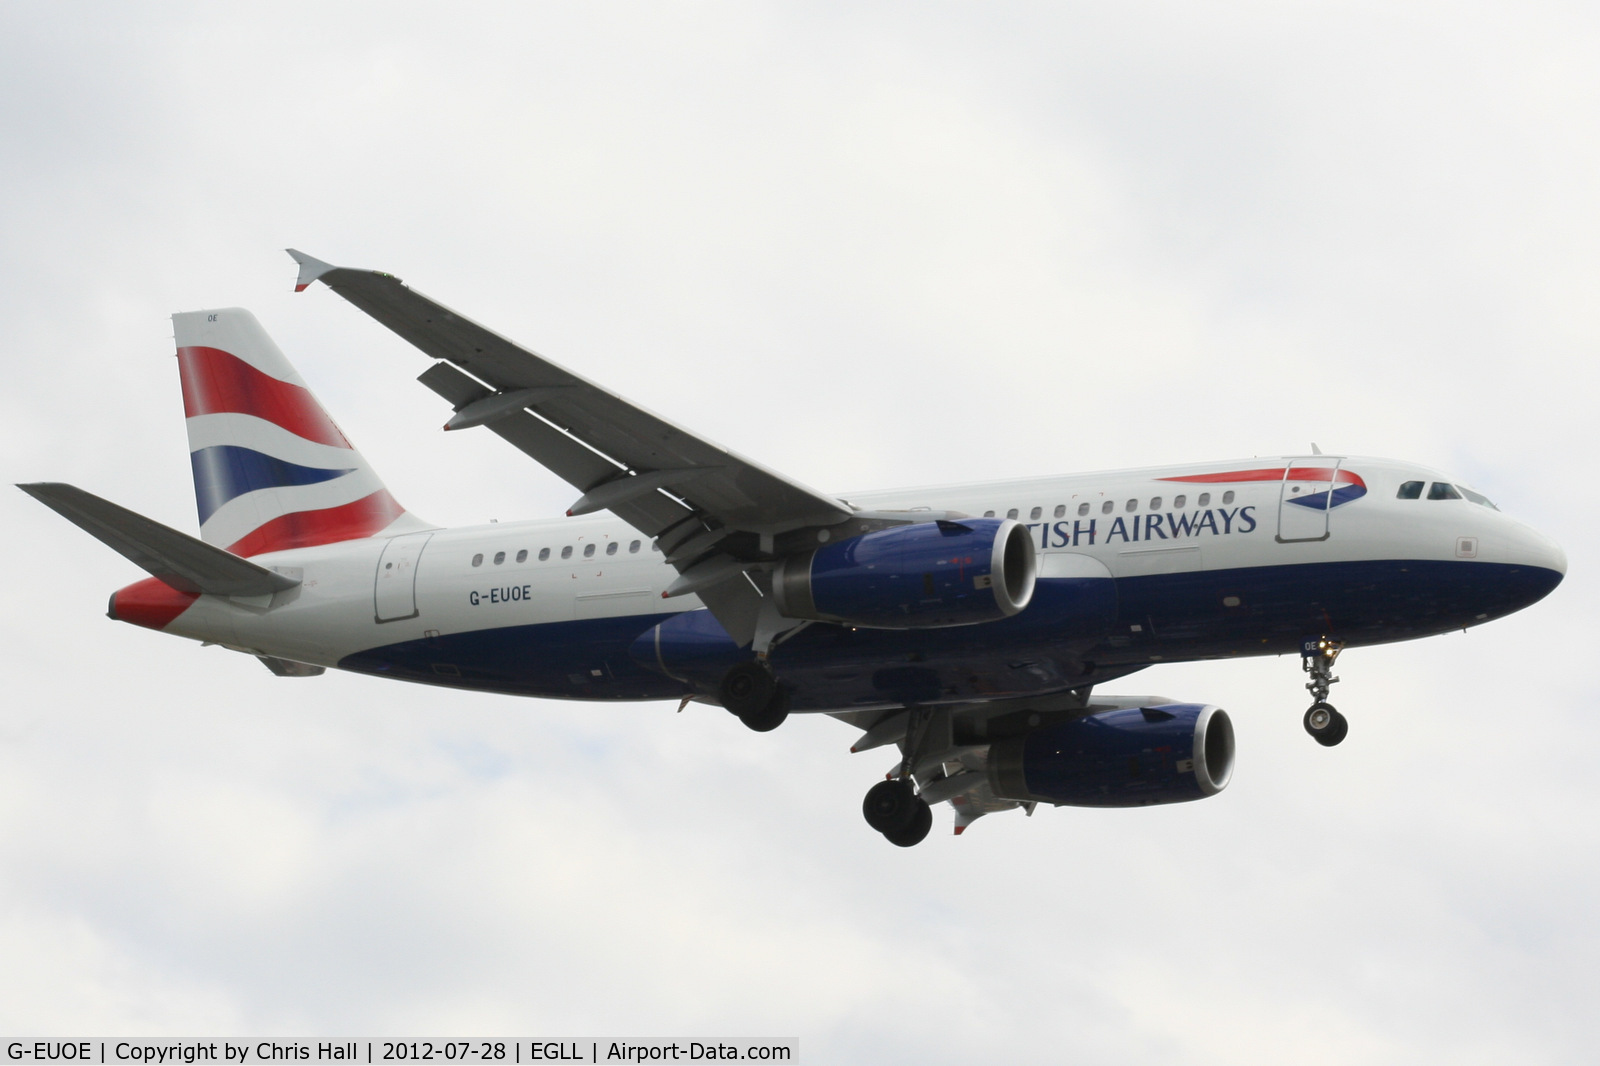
[174,308,428,555]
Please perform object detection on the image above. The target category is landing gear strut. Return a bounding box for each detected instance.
[1301,637,1349,747]
[860,708,933,847]
[718,661,789,732]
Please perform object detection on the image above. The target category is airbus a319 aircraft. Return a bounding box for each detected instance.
[21,251,1566,846]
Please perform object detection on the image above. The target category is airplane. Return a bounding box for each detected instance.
[18,250,1567,846]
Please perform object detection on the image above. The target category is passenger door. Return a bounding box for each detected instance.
[1277,459,1342,543]
[374,532,434,622]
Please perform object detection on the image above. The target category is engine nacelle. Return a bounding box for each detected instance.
[772,518,1036,629]
[988,703,1234,807]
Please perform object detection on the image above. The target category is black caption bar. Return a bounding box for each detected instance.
[3,1042,797,1065]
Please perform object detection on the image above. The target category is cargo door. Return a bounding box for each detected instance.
[374,532,434,622]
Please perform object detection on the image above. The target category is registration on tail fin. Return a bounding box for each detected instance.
[174,308,427,556]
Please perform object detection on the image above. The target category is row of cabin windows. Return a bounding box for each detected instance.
[471,539,646,567]
[1396,481,1498,509]
[982,491,1235,521]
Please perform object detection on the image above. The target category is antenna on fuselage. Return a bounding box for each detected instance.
[1311,443,1323,455]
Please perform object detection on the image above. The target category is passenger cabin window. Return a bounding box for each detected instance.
[1397,480,1424,500]
[1459,486,1498,510]
[471,553,483,567]
[561,546,573,560]
[1198,493,1210,507]
[539,548,550,561]
[983,510,995,518]
[583,543,596,557]
[1150,497,1162,510]
[1428,482,1462,501]
[1101,500,1113,514]
[1126,499,1138,512]
[1054,505,1066,518]
[493,551,505,565]
[606,542,618,555]
[1174,495,1186,508]
[1078,503,1090,517]
[1222,491,1234,505]
[1006,508,1019,519]
[516,549,528,563]
[629,540,641,553]
[1029,506,1042,520]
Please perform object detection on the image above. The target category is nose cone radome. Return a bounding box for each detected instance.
[1543,534,1567,578]
[1492,521,1566,614]
[1509,522,1567,579]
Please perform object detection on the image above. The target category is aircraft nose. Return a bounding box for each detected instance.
[1471,520,1566,620]
[1514,523,1567,578]
[1543,536,1567,578]
[1493,519,1566,612]
[1536,531,1561,573]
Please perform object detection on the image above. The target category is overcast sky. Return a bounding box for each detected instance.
[2,3,1597,1062]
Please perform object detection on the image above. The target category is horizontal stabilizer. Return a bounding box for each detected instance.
[17,482,300,598]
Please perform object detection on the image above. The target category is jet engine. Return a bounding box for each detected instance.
[772,518,1036,629]
[987,703,1234,807]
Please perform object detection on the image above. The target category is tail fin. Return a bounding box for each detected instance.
[174,308,428,556]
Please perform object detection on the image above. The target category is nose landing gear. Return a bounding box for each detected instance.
[1301,637,1348,746]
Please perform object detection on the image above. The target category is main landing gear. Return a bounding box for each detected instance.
[718,661,789,732]
[860,707,934,847]
[863,778,932,847]
[1301,637,1349,747]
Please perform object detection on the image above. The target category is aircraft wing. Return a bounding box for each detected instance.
[288,250,855,644]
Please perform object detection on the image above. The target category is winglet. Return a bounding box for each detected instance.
[286,248,337,292]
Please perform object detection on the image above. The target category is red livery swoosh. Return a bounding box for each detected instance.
[178,345,352,449]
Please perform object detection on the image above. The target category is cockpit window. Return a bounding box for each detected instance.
[1428,482,1462,501]
[1397,480,1424,500]
[1458,486,1499,510]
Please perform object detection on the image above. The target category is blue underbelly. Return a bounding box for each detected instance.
[336,559,1560,707]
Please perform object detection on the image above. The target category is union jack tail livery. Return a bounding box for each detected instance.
[173,309,428,557]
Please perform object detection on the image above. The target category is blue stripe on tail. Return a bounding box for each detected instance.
[190,445,354,525]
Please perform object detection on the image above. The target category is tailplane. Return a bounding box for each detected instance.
[174,308,428,556]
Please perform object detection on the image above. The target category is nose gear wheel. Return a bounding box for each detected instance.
[1303,701,1348,746]
[1300,637,1348,746]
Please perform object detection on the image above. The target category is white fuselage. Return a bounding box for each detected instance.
[150,453,1563,708]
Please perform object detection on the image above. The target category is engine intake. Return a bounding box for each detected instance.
[988,703,1234,807]
[773,518,1036,629]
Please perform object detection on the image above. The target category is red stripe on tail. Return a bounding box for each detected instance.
[177,346,351,448]
[225,489,407,557]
